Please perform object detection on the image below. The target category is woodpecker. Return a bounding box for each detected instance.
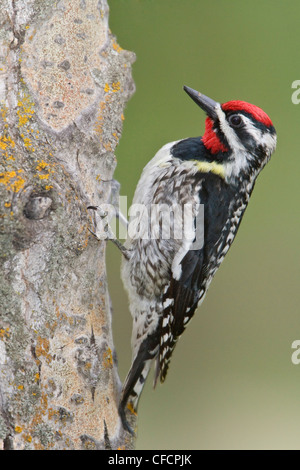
[119,86,276,433]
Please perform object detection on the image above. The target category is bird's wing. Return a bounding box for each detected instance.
[158,248,205,383]
[158,174,232,383]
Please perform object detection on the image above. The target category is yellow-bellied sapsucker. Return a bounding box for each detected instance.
[118,86,277,433]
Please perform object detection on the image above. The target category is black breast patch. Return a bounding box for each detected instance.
[171,137,207,161]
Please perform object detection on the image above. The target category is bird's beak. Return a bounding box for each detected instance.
[183,86,219,121]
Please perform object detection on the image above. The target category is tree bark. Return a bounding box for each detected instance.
[0,0,135,450]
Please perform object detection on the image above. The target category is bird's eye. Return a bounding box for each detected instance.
[229,114,243,128]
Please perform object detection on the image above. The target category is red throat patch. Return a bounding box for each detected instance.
[202,117,228,154]
[222,101,273,127]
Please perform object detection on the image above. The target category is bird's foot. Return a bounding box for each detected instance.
[87,205,131,260]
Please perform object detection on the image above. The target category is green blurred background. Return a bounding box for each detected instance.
[107,0,300,449]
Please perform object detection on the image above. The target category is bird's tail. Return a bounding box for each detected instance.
[119,333,159,434]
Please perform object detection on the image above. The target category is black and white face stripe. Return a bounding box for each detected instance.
[215,105,276,152]
[213,105,277,179]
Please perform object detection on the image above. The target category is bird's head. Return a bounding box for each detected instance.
[184,86,277,181]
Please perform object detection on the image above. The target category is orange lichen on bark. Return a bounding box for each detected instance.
[126,402,137,416]
[34,159,55,182]
[103,348,113,369]
[112,40,123,53]
[35,337,53,365]
[0,135,15,151]
[0,170,25,193]
[0,327,10,339]
[36,161,49,171]
[112,81,120,92]
[94,100,106,137]
[17,92,35,127]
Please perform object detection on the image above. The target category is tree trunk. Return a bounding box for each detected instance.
[0,0,135,450]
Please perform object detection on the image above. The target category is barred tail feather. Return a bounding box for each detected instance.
[119,333,159,434]
[158,331,177,383]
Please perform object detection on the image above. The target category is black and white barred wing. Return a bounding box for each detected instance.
[157,247,205,383]
[157,175,234,383]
